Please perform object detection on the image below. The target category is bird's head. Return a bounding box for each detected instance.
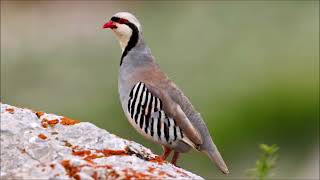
[103,12,142,52]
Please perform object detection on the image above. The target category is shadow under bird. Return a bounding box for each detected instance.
[102,12,229,174]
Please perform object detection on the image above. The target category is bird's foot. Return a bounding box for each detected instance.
[160,146,172,160]
[149,155,166,164]
[171,151,180,166]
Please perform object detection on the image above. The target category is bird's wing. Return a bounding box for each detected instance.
[132,81,203,146]
[129,66,228,173]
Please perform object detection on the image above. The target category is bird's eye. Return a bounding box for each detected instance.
[119,18,128,24]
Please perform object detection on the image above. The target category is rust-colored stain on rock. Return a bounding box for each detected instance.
[61,160,80,180]
[35,111,44,118]
[41,119,49,128]
[96,149,127,157]
[148,156,165,165]
[48,119,59,127]
[84,154,99,163]
[148,167,155,173]
[1,103,201,180]
[41,118,59,128]
[123,168,156,179]
[108,170,120,179]
[60,147,160,179]
[38,133,47,140]
[92,172,98,180]
[60,117,80,125]
[5,108,15,114]
[72,150,91,157]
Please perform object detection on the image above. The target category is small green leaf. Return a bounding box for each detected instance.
[247,144,279,180]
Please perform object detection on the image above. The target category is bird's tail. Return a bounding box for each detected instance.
[206,148,229,174]
[202,139,229,174]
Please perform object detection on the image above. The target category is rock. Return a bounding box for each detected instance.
[0,103,203,179]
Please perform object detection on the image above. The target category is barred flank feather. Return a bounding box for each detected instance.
[128,82,182,145]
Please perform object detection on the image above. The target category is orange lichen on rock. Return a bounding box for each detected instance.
[72,150,91,157]
[41,119,49,128]
[96,149,127,157]
[73,174,81,180]
[71,149,105,164]
[48,119,59,127]
[108,170,120,179]
[38,133,47,140]
[61,159,115,180]
[123,169,155,180]
[95,164,112,169]
[84,154,99,163]
[5,108,14,114]
[39,118,59,128]
[148,167,155,173]
[35,111,45,118]
[61,160,81,180]
[92,172,98,180]
[158,170,174,178]
[148,156,165,165]
[60,151,173,180]
[69,148,129,166]
[60,117,80,125]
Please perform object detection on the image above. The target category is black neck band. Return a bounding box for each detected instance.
[110,17,140,66]
[120,22,139,65]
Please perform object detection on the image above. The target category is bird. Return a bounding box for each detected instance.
[102,12,229,174]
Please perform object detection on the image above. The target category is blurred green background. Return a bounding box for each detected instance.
[1,1,319,179]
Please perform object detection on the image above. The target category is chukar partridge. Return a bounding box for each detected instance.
[103,12,229,174]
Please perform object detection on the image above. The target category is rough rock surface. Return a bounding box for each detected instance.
[0,103,203,179]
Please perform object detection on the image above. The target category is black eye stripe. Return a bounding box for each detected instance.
[111,17,120,22]
[111,17,128,24]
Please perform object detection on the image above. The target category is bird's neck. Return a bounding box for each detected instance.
[118,36,130,53]
[120,24,140,66]
[119,38,154,69]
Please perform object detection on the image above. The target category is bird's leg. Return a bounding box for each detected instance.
[160,146,172,160]
[171,151,180,166]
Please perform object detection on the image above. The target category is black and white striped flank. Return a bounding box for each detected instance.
[127,82,184,145]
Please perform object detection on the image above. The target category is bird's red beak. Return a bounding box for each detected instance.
[103,20,117,29]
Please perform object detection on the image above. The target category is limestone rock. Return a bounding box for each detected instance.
[0,103,203,179]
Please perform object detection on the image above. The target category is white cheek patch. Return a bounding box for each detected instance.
[113,24,133,52]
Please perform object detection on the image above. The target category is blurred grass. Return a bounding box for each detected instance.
[1,1,319,179]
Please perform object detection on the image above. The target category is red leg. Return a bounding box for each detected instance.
[171,151,180,166]
[160,146,172,160]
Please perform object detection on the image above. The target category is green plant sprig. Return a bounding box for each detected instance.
[247,144,279,180]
